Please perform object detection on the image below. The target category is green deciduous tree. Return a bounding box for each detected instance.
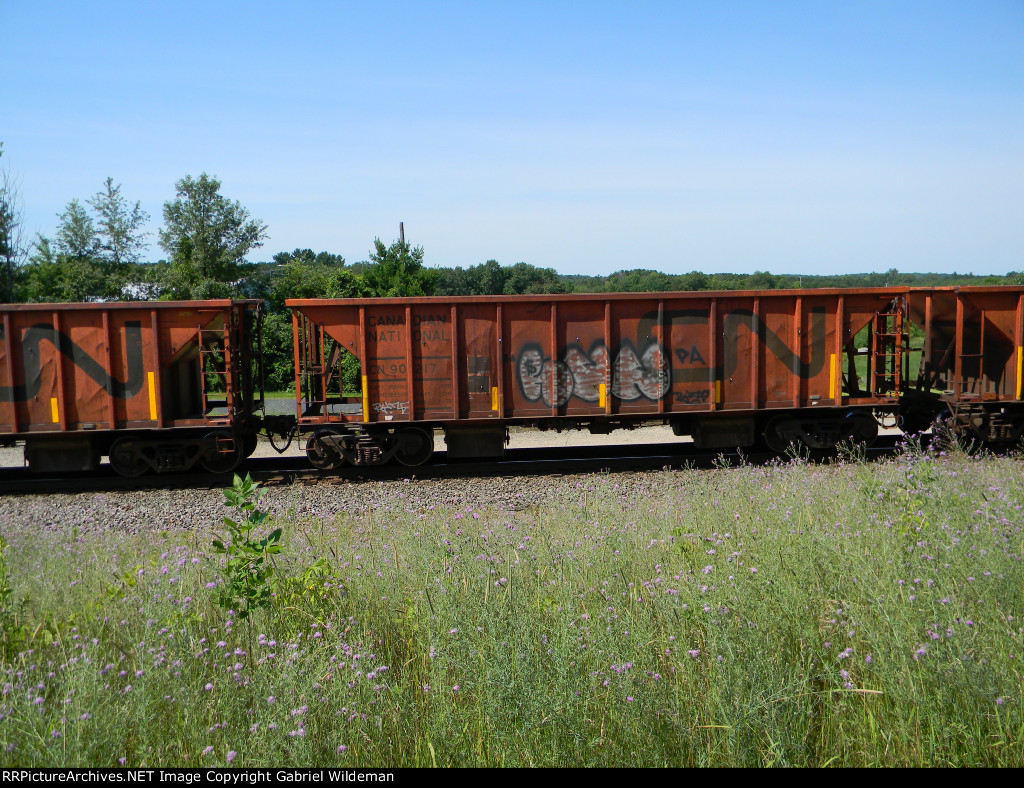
[159,173,268,298]
[266,248,361,310]
[18,177,151,303]
[54,199,99,261]
[433,259,569,296]
[20,232,107,303]
[500,262,567,295]
[272,248,347,268]
[747,270,777,290]
[679,271,710,291]
[0,143,25,302]
[260,249,370,391]
[361,237,436,297]
[435,259,505,296]
[87,177,150,270]
[20,200,108,302]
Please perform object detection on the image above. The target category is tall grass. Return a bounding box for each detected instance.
[1,446,1022,766]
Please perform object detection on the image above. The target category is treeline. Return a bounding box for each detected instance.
[2,153,1022,391]
[562,268,1023,292]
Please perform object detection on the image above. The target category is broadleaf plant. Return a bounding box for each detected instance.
[210,473,282,619]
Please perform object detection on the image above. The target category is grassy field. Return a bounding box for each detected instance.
[1,443,1022,767]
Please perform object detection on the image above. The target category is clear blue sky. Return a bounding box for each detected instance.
[3,1,1022,276]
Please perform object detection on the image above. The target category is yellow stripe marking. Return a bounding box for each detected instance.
[599,383,607,408]
[50,397,59,424]
[148,371,157,421]
[361,375,370,421]
[491,386,499,411]
[715,380,722,404]
[1017,346,1022,400]
[829,353,837,400]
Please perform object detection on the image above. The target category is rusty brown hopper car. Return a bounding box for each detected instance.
[0,300,264,474]
[906,286,1024,444]
[288,288,921,467]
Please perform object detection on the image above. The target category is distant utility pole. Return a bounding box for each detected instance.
[399,222,405,244]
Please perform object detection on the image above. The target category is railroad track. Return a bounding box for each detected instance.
[0,435,912,496]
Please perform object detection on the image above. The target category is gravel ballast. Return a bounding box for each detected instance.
[0,423,688,533]
[0,469,675,535]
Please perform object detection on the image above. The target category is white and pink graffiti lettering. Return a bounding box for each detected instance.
[612,343,669,400]
[563,344,609,402]
[516,341,670,406]
[517,346,574,407]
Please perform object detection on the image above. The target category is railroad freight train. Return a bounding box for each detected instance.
[2,286,1023,475]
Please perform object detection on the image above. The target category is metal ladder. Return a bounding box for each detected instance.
[199,321,233,418]
[297,314,326,416]
[872,299,907,397]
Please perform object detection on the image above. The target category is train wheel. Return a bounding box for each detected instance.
[242,432,259,458]
[394,426,435,467]
[200,431,242,474]
[841,412,878,446]
[763,416,797,454]
[109,437,149,477]
[306,430,341,470]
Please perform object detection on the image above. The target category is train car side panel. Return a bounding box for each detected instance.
[365,303,412,423]
[503,300,554,418]
[413,304,456,421]
[606,298,669,416]
[553,299,607,417]
[661,296,715,412]
[0,312,16,433]
[457,303,499,420]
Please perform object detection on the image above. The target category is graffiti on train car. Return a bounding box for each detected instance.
[637,307,827,383]
[0,322,144,402]
[675,388,710,405]
[513,306,827,407]
[372,400,411,415]
[515,340,671,407]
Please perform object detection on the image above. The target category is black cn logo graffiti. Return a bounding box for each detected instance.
[637,307,827,384]
[0,322,145,403]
